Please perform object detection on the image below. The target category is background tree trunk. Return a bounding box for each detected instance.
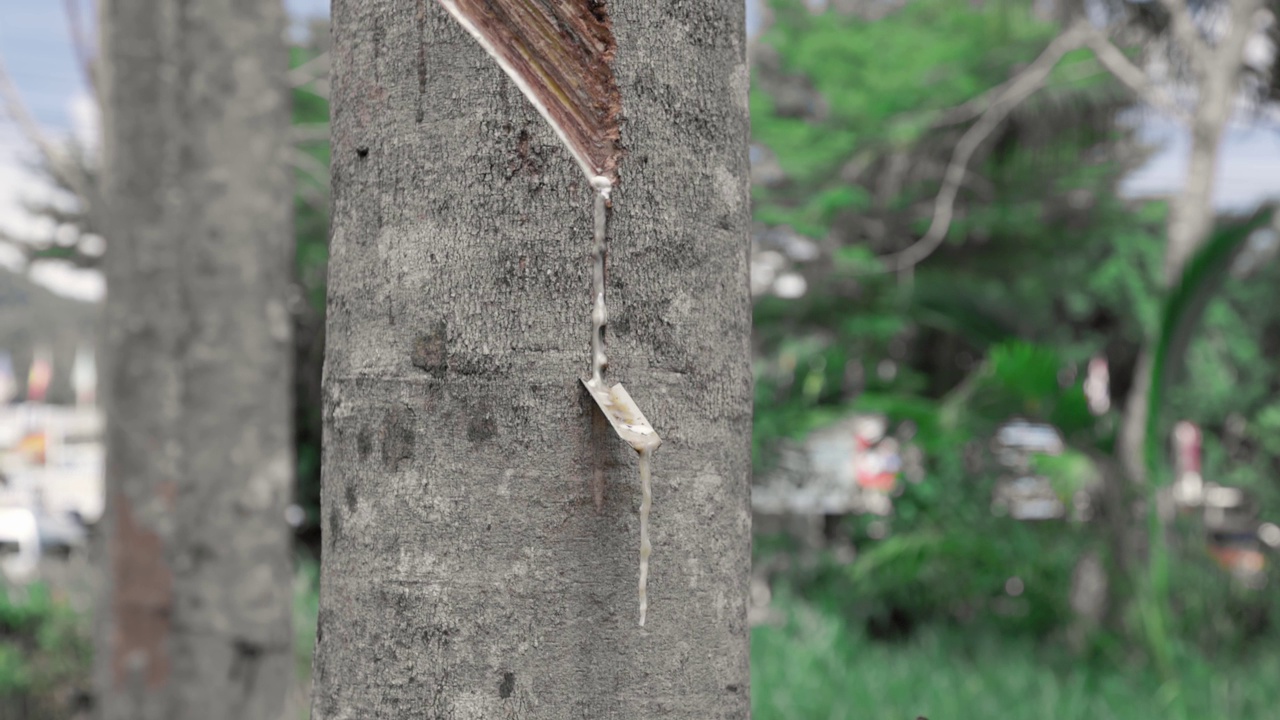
[311,1,752,718]
[95,1,295,718]
[1115,0,1261,486]
[1115,99,1232,487]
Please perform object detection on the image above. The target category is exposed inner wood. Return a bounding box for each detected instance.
[438,0,623,183]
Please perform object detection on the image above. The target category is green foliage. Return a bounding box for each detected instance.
[752,0,1140,257]
[290,41,332,549]
[753,591,1280,720]
[754,0,1057,180]
[750,0,1166,481]
[743,0,1280,673]
[291,44,332,316]
[794,341,1097,636]
[0,583,90,715]
[1034,449,1101,501]
[294,554,321,685]
[943,341,1094,436]
[1162,229,1280,516]
[1135,207,1278,677]
[1145,207,1277,483]
[747,1,1172,648]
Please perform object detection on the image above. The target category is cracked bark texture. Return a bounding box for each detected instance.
[95,0,295,718]
[312,1,752,718]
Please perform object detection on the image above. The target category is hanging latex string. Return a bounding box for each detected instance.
[590,176,611,386]
[436,0,659,627]
[637,447,652,626]
[586,178,648,626]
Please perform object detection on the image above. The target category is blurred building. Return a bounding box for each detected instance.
[753,413,911,518]
[0,368,101,582]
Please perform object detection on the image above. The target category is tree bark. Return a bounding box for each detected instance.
[311,1,753,718]
[95,1,295,718]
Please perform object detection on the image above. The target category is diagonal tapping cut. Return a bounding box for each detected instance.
[437,0,623,183]
[438,0,663,627]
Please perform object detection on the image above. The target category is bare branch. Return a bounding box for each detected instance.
[1082,30,1191,123]
[296,82,330,101]
[837,149,875,184]
[0,54,92,202]
[929,53,1068,131]
[291,148,331,191]
[1212,0,1265,81]
[288,51,331,101]
[874,22,1092,273]
[288,51,331,88]
[296,182,329,214]
[292,123,331,145]
[932,88,997,129]
[63,0,98,94]
[909,158,995,198]
[0,58,62,168]
[934,60,1104,129]
[1158,0,1207,67]
[291,148,330,213]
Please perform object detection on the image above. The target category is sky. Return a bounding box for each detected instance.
[0,1,1277,302]
[0,0,329,301]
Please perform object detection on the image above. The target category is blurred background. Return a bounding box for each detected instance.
[2,0,1280,718]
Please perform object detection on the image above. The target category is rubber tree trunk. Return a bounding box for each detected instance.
[311,1,753,718]
[95,1,295,718]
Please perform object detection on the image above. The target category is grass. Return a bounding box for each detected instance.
[95,553,1280,720]
[752,591,1280,720]
[286,560,1280,719]
[0,580,92,716]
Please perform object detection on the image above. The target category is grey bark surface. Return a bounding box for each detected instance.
[94,1,295,718]
[311,1,752,718]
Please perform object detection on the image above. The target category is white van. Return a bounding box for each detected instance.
[0,506,41,582]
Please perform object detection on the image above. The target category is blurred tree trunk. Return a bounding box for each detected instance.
[95,1,295,719]
[1116,0,1263,485]
[310,1,752,718]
